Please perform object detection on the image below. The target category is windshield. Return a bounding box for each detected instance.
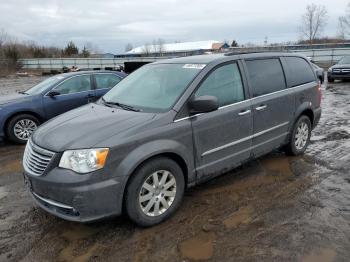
[25,75,64,95]
[102,63,204,112]
[338,56,350,65]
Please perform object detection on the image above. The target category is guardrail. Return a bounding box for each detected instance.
[18,47,350,70]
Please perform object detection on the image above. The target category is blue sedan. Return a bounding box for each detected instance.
[0,71,127,143]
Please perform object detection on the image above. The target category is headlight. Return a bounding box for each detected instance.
[59,148,109,174]
[328,68,332,72]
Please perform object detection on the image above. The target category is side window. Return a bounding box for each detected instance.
[285,57,316,87]
[195,63,244,107]
[95,74,121,89]
[245,58,286,97]
[55,75,92,95]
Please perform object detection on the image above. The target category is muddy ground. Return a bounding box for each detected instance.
[0,76,349,262]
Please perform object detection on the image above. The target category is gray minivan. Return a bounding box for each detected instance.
[23,53,322,226]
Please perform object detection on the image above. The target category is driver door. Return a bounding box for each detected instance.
[43,74,95,119]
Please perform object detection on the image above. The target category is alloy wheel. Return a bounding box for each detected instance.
[13,119,37,141]
[295,121,309,150]
[139,170,177,217]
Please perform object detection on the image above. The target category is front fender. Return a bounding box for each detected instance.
[115,139,195,185]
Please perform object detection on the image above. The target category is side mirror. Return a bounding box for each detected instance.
[188,95,219,114]
[47,90,60,97]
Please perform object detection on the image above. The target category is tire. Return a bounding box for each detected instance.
[6,114,39,144]
[327,77,334,83]
[125,157,185,227]
[285,115,312,156]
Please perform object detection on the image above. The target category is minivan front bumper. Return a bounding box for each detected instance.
[24,167,128,222]
[328,71,350,80]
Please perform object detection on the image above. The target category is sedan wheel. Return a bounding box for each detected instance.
[6,114,40,144]
[14,119,38,141]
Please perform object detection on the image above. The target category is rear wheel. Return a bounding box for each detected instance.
[125,157,185,227]
[285,115,311,156]
[6,114,39,144]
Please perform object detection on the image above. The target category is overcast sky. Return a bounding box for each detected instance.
[0,0,347,53]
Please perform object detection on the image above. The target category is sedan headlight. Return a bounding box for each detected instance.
[59,148,109,174]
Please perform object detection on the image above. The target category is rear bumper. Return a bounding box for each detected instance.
[24,167,128,222]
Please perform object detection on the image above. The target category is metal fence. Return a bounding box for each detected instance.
[288,48,350,64]
[19,47,350,70]
[19,57,168,70]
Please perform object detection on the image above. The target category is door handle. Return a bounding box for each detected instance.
[238,109,251,116]
[255,105,267,111]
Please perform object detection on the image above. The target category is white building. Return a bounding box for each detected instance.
[124,40,229,57]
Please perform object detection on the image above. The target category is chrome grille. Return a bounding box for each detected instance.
[333,68,350,73]
[23,140,55,176]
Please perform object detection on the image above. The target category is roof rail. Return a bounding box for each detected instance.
[224,50,286,56]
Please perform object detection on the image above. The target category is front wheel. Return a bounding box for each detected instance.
[6,114,39,144]
[285,115,311,156]
[327,76,334,83]
[125,157,185,227]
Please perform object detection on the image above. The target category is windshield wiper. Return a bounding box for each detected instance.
[101,98,141,112]
[18,91,28,95]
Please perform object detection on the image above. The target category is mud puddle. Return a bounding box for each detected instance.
[179,231,216,260]
[302,248,337,262]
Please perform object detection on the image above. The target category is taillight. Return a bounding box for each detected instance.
[317,82,322,106]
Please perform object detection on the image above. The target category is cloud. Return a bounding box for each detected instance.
[0,0,346,53]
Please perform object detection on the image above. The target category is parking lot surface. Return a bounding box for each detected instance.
[0,77,349,262]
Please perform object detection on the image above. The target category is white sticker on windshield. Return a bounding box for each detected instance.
[183,64,206,69]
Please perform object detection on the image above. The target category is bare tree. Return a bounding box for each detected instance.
[125,43,133,52]
[150,38,165,56]
[299,4,328,44]
[84,42,101,55]
[142,43,151,56]
[338,17,348,39]
[156,38,165,56]
[338,2,350,39]
[152,39,157,54]
[0,28,8,49]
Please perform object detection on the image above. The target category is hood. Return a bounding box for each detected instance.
[331,64,350,69]
[32,103,156,152]
[0,93,32,105]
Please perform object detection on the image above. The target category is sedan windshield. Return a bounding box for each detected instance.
[338,56,350,65]
[102,63,204,112]
[25,75,64,95]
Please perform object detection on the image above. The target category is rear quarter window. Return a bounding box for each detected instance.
[245,58,286,97]
[285,57,316,87]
